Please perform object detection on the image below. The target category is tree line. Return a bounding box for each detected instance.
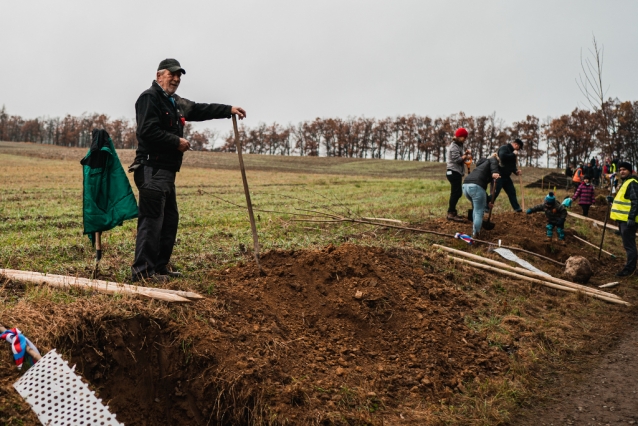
[2,99,638,168]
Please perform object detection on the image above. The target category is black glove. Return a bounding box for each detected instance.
[606,195,614,205]
[628,219,636,230]
[556,218,566,228]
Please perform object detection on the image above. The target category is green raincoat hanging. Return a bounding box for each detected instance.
[81,129,138,244]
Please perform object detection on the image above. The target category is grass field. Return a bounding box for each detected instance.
[1,141,635,425]
[0,141,559,281]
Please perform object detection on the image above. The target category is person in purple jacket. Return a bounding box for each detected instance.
[571,175,595,216]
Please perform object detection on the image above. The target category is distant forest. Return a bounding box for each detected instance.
[1,99,637,169]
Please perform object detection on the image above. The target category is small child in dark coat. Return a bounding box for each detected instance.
[571,176,595,216]
[526,192,568,241]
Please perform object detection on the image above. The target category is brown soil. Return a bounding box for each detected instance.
[1,244,509,425]
[514,323,638,425]
[2,213,636,425]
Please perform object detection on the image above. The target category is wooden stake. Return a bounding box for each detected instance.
[233,115,261,271]
[568,211,618,231]
[92,231,102,279]
[572,235,615,258]
[433,244,621,300]
[598,189,614,260]
[449,256,630,306]
[0,269,197,303]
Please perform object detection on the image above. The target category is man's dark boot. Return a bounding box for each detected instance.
[615,269,635,277]
[157,268,182,278]
[131,274,170,284]
[446,212,465,223]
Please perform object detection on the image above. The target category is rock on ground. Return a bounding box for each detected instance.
[564,256,593,283]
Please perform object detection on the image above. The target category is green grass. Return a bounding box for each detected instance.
[0,150,458,279]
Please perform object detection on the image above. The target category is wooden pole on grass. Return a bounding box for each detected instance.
[449,257,630,306]
[232,115,262,271]
[433,244,622,300]
[572,235,615,258]
[598,182,615,260]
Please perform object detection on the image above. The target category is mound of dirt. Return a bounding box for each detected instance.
[14,244,506,425]
[526,172,570,189]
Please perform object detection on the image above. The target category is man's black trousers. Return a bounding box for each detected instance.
[491,175,521,212]
[619,221,637,273]
[131,166,179,279]
[446,170,463,214]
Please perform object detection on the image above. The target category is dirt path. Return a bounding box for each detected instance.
[516,326,638,425]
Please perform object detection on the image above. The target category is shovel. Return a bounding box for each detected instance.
[482,180,497,230]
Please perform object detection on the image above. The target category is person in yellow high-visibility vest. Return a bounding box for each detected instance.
[610,162,638,277]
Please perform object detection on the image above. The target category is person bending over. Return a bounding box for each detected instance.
[462,157,500,237]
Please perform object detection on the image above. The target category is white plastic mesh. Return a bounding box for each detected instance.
[13,349,123,426]
[493,247,551,277]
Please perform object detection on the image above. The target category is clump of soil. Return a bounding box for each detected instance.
[564,256,593,283]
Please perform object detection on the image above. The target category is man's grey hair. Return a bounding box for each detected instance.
[157,69,168,75]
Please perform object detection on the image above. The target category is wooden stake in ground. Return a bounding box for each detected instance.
[598,187,614,260]
[233,114,261,271]
[516,155,525,211]
[92,231,102,279]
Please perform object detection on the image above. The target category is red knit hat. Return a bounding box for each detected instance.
[455,128,468,138]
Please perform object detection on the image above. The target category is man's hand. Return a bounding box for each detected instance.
[178,138,191,152]
[513,150,519,156]
[516,169,522,176]
[492,173,501,179]
[488,202,494,209]
[231,106,247,119]
[628,219,636,230]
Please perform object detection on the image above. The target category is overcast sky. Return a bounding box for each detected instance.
[2,0,638,137]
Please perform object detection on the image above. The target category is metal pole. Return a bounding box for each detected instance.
[232,115,261,271]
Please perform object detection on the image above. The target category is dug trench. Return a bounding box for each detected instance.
[1,223,637,424]
[7,245,507,425]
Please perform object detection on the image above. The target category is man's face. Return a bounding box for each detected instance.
[156,70,182,95]
[619,167,631,178]
[512,142,521,151]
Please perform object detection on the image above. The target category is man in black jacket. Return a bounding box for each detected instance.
[489,138,523,212]
[131,58,246,282]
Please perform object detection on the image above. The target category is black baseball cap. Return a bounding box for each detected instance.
[157,58,186,74]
